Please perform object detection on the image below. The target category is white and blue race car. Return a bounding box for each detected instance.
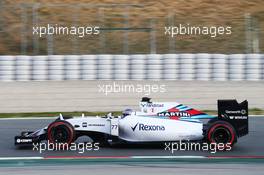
[15,97,248,148]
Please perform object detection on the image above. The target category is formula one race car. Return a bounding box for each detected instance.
[15,97,248,148]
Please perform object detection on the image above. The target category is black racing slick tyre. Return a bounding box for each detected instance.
[206,121,237,147]
[47,120,75,145]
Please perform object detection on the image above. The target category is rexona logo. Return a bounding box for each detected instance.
[131,123,165,131]
[158,112,191,117]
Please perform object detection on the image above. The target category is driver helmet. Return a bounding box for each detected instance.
[122,108,133,118]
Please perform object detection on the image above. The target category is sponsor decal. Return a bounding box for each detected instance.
[223,109,247,120]
[82,122,105,127]
[228,116,248,120]
[16,138,32,143]
[88,124,105,127]
[158,111,191,117]
[140,103,164,108]
[241,109,247,115]
[131,123,139,131]
[221,114,247,120]
[225,110,247,115]
[131,123,165,131]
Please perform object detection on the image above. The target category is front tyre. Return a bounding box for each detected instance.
[206,121,237,147]
[47,120,75,145]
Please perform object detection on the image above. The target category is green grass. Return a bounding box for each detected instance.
[0,109,263,118]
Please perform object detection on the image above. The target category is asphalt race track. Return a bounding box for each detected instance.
[0,117,263,157]
[0,164,264,175]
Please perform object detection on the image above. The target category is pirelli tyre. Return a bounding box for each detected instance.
[206,120,237,147]
[47,120,75,145]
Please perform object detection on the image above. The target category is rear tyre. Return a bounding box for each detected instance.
[206,121,237,148]
[47,120,75,145]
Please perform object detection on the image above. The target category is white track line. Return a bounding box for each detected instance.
[0,157,43,160]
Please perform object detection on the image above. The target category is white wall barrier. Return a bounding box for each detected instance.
[179,54,195,80]
[245,54,262,81]
[130,54,146,80]
[212,54,228,81]
[48,55,64,80]
[97,55,113,80]
[0,54,263,81]
[65,55,80,80]
[32,56,48,81]
[147,54,162,80]
[81,55,97,80]
[196,53,211,81]
[0,56,15,81]
[15,56,31,81]
[163,54,179,80]
[229,54,245,81]
[113,55,129,80]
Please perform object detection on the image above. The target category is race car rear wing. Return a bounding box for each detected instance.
[218,99,248,137]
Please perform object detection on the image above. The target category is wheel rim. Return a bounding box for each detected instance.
[211,126,232,144]
[50,125,71,143]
